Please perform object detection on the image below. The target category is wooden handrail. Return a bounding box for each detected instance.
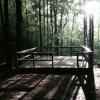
[16,50,54,68]
[17,47,37,54]
[82,46,92,53]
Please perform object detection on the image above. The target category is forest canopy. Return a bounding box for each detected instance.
[0,0,100,63]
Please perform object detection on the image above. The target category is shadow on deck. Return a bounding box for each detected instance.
[0,73,85,100]
[0,56,95,100]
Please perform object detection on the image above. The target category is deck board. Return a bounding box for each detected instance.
[0,69,99,99]
[0,74,86,100]
[0,56,99,100]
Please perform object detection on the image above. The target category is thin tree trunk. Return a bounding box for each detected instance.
[31,0,38,48]
[97,26,100,48]
[84,0,87,46]
[4,0,12,67]
[50,2,53,49]
[0,0,4,33]
[89,14,94,51]
[50,2,54,49]
[71,6,76,46]
[84,14,87,45]
[16,0,22,51]
[46,0,49,51]
[39,0,42,51]
[35,0,38,48]
[53,0,59,54]
[25,0,29,47]
[59,8,63,46]
[0,0,5,62]
[54,0,58,46]
[43,0,45,51]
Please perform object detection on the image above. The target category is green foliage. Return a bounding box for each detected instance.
[0,0,86,53]
[20,0,84,50]
[1,0,100,62]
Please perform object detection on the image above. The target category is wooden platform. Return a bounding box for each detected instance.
[0,69,99,100]
[0,74,86,100]
[0,56,97,100]
[0,68,99,100]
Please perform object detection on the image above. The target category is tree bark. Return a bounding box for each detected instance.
[39,0,42,51]
[4,0,12,67]
[16,0,22,51]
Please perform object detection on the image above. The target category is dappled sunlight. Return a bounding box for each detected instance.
[0,74,87,100]
[76,87,85,100]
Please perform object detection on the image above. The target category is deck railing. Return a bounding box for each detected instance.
[15,47,53,68]
[15,46,93,69]
[49,46,82,56]
[49,46,93,69]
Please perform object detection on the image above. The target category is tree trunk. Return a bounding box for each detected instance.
[4,0,12,67]
[16,0,22,51]
[39,0,42,51]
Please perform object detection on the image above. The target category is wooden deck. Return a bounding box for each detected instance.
[0,56,98,100]
[0,70,99,100]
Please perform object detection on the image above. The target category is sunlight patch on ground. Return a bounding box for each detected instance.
[94,66,100,89]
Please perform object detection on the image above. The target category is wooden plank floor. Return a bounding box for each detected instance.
[0,74,86,100]
[0,56,99,100]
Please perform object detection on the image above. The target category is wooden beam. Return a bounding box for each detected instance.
[14,68,91,75]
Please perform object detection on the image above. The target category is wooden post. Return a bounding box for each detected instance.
[85,52,96,100]
[77,53,79,68]
[33,54,35,68]
[52,53,53,68]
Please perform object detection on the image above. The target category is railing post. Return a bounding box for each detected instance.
[52,53,53,68]
[32,54,35,68]
[15,54,18,68]
[77,53,79,68]
[85,52,96,100]
[70,47,72,56]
